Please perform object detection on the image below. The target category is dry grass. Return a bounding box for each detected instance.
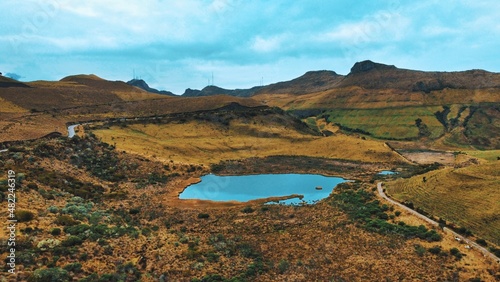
[0,97,27,113]
[465,150,500,162]
[93,120,400,165]
[385,162,500,245]
[254,87,500,110]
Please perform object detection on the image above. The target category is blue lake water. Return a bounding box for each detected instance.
[378,170,397,175]
[179,173,348,205]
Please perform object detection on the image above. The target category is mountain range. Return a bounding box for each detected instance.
[176,60,500,97]
[1,60,499,148]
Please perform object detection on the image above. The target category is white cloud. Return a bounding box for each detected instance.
[251,35,286,53]
[421,25,458,37]
[319,12,410,45]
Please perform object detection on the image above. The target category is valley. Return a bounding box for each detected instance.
[0,61,499,281]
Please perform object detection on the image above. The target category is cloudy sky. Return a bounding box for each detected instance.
[1,0,499,94]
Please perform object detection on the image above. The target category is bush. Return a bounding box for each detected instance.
[78,273,98,282]
[414,244,426,257]
[141,228,152,237]
[129,208,140,215]
[197,213,210,219]
[241,206,254,214]
[62,236,83,247]
[55,215,79,226]
[64,224,90,236]
[50,228,61,236]
[28,267,70,282]
[428,246,442,255]
[278,259,290,274]
[206,251,220,262]
[63,262,82,273]
[37,239,61,251]
[476,238,487,247]
[15,210,35,222]
[450,248,463,260]
[47,206,59,213]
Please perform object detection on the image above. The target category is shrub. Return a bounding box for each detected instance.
[476,238,487,247]
[206,251,220,262]
[428,246,442,255]
[241,206,254,214]
[47,206,59,213]
[63,262,82,273]
[54,215,79,226]
[141,228,152,237]
[62,236,83,247]
[278,259,290,274]
[64,224,90,236]
[37,239,61,251]
[50,228,62,236]
[450,248,463,260]
[197,213,210,219]
[28,267,70,282]
[129,208,140,215]
[395,211,401,216]
[78,273,98,282]
[414,244,426,257]
[15,210,35,222]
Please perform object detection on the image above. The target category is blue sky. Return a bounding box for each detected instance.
[1,0,499,94]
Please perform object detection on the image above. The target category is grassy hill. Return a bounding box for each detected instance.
[1,128,498,281]
[251,61,500,148]
[0,75,30,88]
[92,105,401,166]
[385,161,500,245]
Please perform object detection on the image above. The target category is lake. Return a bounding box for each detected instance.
[378,170,398,175]
[179,173,348,205]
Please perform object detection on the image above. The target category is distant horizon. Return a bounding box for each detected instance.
[4,58,500,95]
[1,1,499,93]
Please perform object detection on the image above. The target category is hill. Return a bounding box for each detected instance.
[182,61,500,99]
[338,60,500,92]
[252,61,500,148]
[126,79,176,96]
[182,85,263,97]
[0,75,30,88]
[385,161,500,246]
[255,70,344,95]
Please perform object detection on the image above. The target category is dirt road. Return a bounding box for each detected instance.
[377,182,500,264]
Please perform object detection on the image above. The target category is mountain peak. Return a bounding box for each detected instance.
[350,60,396,74]
[127,79,175,96]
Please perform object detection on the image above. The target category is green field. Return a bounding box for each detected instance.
[385,162,500,245]
[324,106,445,139]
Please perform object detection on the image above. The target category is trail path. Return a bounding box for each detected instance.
[377,182,500,264]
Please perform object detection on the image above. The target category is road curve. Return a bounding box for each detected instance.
[377,182,500,264]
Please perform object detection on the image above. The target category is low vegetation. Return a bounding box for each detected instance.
[385,162,500,245]
[332,184,441,241]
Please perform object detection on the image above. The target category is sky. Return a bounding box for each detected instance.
[1,0,500,94]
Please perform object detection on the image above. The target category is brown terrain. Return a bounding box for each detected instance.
[1,62,499,281]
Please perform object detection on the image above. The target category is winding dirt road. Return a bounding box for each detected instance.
[377,182,500,264]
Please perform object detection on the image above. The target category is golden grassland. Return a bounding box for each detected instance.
[0,95,263,142]
[1,136,498,281]
[465,149,500,162]
[323,106,445,139]
[385,161,500,245]
[93,119,401,165]
[0,97,28,113]
[254,87,500,110]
